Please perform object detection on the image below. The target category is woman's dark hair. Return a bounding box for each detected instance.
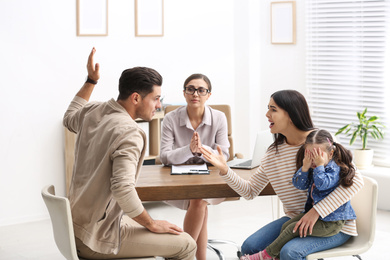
[296,129,355,187]
[270,90,315,151]
[183,73,212,92]
[117,67,162,100]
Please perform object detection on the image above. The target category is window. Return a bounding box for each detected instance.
[306,0,390,166]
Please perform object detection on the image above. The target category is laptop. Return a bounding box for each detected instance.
[227,130,273,169]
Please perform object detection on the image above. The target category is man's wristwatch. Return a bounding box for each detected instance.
[85,76,98,85]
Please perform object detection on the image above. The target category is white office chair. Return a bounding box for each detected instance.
[41,185,156,260]
[306,175,378,260]
[251,130,282,220]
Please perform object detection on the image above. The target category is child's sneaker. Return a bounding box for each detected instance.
[240,254,260,260]
[239,250,273,260]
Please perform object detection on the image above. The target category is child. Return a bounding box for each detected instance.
[241,129,356,260]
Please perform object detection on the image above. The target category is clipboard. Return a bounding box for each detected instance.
[171,163,210,175]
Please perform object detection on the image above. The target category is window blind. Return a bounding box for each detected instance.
[306,0,390,166]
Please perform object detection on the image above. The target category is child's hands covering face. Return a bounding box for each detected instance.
[311,147,326,168]
[302,149,312,172]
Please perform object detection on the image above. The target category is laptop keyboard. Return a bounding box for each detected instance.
[236,160,252,167]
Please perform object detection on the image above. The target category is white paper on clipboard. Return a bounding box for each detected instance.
[171,163,209,175]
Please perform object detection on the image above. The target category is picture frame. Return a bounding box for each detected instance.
[271,1,296,44]
[135,0,164,37]
[76,0,108,36]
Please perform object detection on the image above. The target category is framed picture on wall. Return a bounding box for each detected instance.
[76,0,108,36]
[271,1,296,44]
[135,0,164,37]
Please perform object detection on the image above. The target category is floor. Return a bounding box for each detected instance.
[0,196,389,260]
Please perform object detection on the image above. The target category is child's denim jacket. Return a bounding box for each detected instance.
[293,159,356,221]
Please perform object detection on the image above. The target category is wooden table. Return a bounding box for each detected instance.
[135,165,275,201]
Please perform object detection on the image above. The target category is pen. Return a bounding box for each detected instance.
[189,169,210,173]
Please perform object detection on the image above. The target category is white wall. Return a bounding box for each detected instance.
[0,0,305,226]
[234,0,306,156]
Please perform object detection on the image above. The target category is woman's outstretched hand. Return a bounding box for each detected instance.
[200,146,229,175]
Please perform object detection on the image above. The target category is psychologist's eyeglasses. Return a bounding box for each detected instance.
[184,87,210,96]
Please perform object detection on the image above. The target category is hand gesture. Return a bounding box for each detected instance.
[312,147,325,167]
[200,146,229,175]
[293,208,320,237]
[190,132,202,154]
[87,47,100,82]
[302,149,312,172]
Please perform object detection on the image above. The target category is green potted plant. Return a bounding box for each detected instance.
[335,108,385,169]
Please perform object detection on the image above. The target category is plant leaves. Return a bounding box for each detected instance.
[363,131,368,149]
[372,125,385,139]
[362,107,367,116]
[368,116,378,122]
[335,124,350,135]
[337,108,384,149]
[350,131,357,145]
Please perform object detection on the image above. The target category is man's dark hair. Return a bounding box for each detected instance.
[117,67,162,100]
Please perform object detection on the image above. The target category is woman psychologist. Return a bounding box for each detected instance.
[160,73,230,260]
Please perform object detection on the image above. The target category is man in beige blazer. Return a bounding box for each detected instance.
[63,47,196,259]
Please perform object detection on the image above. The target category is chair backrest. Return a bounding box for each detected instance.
[164,104,234,161]
[255,130,274,159]
[306,175,378,260]
[351,175,378,248]
[42,185,157,260]
[41,185,79,260]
